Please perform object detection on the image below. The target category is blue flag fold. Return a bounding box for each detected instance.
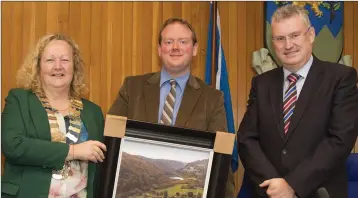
[205,2,239,174]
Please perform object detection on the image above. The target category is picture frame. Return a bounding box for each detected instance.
[97,115,235,198]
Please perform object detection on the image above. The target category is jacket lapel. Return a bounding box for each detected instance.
[144,72,161,123]
[175,75,202,127]
[80,101,96,141]
[285,58,325,141]
[28,93,51,141]
[270,68,285,140]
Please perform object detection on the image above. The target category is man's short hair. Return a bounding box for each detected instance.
[271,4,311,27]
[158,17,198,45]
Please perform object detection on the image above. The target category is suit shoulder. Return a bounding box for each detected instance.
[81,98,102,112]
[254,67,282,82]
[315,60,357,81]
[193,76,223,96]
[124,72,156,82]
[321,60,356,73]
[120,73,158,91]
[6,88,34,99]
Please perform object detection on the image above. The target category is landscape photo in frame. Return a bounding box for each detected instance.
[98,118,233,198]
[112,137,214,198]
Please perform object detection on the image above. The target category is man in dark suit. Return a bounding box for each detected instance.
[238,4,358,198]
[108,18,235,197]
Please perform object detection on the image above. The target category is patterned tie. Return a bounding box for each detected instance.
[160,79,176,125]
[283,73,300,134]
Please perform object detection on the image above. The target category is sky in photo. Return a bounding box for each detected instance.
[121,137,212,163]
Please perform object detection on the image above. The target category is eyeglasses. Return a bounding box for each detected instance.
[272,26,312,44]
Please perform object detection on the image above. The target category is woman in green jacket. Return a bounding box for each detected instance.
[1,34,107,198]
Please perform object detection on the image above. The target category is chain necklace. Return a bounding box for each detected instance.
[37,93,83,180]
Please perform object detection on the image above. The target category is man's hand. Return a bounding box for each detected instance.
[259,178,295,198]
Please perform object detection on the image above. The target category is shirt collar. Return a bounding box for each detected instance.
[160,68,190,91]
[283,55,313,80]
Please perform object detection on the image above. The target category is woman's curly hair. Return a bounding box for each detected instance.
[16,33,86,98]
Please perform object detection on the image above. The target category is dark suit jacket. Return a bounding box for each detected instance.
[1,88,104,198]
[238,57,358,198]
[108,72,228,132]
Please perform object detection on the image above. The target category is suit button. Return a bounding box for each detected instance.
[282,149,287,155]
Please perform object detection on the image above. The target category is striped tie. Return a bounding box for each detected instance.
[283,73,299,134]
[160,79,176,125]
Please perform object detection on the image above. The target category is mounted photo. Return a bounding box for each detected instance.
[113,137,214,198]
[97,115,235,198]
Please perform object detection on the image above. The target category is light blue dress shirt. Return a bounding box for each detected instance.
[158,69,190,125]
[283,55,313,100]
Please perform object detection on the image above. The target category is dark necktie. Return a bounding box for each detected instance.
[283,73,299,134]
[160,79,176,125]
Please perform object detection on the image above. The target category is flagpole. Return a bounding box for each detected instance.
[211,1,217,88]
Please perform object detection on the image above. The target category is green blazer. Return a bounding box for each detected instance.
[1,88,104,198]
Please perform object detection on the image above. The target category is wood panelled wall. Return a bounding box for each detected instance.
[0,2,262,189]
[344,2,358,152]
[1,1,358,187]
[1,1,262,129]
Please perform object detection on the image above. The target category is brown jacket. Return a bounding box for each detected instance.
[108,72,236,197]
[108,72,227,132]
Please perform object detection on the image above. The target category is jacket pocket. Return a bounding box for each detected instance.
[1,182,19,196]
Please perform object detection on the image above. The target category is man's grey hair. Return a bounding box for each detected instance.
[271,4,311,27]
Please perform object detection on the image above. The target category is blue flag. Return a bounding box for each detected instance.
[205,3,252,198]
[205,2,239,174]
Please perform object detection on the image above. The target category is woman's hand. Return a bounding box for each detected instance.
[67,140,107,163]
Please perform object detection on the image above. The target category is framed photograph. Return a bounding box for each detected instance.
[98,115,235,198]
[113,137,214,198]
